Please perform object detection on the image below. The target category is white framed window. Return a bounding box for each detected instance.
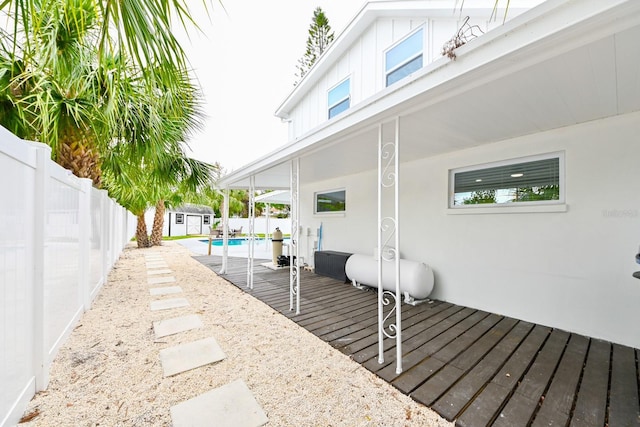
[385,27,424,87]
[175,213,184,224]
[449,152,565,210]
[328,77,350,119]
[203,215,211,225]
[314,188,346,214]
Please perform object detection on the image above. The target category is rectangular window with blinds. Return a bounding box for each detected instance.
[450,153,564,208]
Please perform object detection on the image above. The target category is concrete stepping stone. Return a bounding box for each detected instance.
[159,337,226,377]
[148,276,176,285]
[147,269,172,275]
[150,286,183,296]
[153,314,203,339]
[150,298,189,311]
[171,379,268,427]
[145,256,164,260]
[146,262,169,268]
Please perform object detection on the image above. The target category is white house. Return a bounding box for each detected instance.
[217,0,640,352]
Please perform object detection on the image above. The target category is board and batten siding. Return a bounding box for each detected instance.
[289,15,499,139]
[297,111,640,350]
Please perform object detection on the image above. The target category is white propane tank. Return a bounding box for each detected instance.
[345,253,434,300]
[272,227,283,265]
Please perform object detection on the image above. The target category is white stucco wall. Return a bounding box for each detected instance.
[298,112,640,348]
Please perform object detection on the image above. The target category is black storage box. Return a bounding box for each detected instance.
[314,250,352,282]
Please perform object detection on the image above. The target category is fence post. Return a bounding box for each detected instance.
[100,190,109,286]
[78,178,92,311]
[111,202,117,265]
[29,142,50,391]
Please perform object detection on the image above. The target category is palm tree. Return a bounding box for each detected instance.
[1,0,209,85]
[0,1,109,184]
[0,0,211,185]
[102,145,216,247]
[148,153,217,246]
[101,59,214,247]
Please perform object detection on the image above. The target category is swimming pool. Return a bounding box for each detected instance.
[201,237,290,247]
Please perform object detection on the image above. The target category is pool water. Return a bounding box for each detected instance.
[201,237,290,247]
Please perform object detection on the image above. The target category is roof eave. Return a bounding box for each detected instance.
[223,0,640,190]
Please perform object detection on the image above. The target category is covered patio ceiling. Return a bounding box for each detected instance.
[218,0,640,191]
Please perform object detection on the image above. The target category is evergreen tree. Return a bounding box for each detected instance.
[295,7,335,85]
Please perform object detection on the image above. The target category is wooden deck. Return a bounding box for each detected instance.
[194,255,640,427]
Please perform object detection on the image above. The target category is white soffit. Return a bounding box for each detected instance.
[255,190,291,204]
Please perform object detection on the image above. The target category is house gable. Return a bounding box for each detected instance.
[277,1,536,140]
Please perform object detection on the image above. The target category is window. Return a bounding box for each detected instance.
[450,153,564,208]
[175,213,184,224]
[315,189,346,214]
[203,215,211,225]
[385,27,424,87]
[328,78,350,119]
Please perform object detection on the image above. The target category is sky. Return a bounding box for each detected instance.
[176,0,367,173]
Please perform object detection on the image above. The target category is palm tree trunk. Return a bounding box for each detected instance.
[150,199,165,246]
[136,214,150,248]
[57,125,102,187]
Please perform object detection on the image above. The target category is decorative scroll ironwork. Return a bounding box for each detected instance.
[381,290,399,339]
[380,217,397,261]
[380,141,397,188]
[290,158,300,314]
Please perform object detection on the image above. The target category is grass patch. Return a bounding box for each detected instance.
[162,235,208,241]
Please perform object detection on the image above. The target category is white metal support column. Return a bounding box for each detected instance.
[377,117,403,374]
[247,176,256,289]
[290,158,300,314]
[220,188,229,274]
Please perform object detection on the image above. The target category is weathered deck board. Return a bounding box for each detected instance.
[530,334,589,427]
[569,339,611,427]
[492,329,570,427]
[609,344,640,426]
[432,320,534,421]
[194,255,640,427]
[410,316,519,406]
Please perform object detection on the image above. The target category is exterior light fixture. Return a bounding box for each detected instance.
[510,173,524,178]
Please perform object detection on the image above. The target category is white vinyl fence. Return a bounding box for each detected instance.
[0,126,135,427]
[227,217,291,236]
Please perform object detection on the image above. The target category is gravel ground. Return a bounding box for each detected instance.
[20,242,453,427]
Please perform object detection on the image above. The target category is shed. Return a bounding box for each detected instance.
[146,204,215,237]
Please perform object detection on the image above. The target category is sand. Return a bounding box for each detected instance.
[20,242,453,427]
